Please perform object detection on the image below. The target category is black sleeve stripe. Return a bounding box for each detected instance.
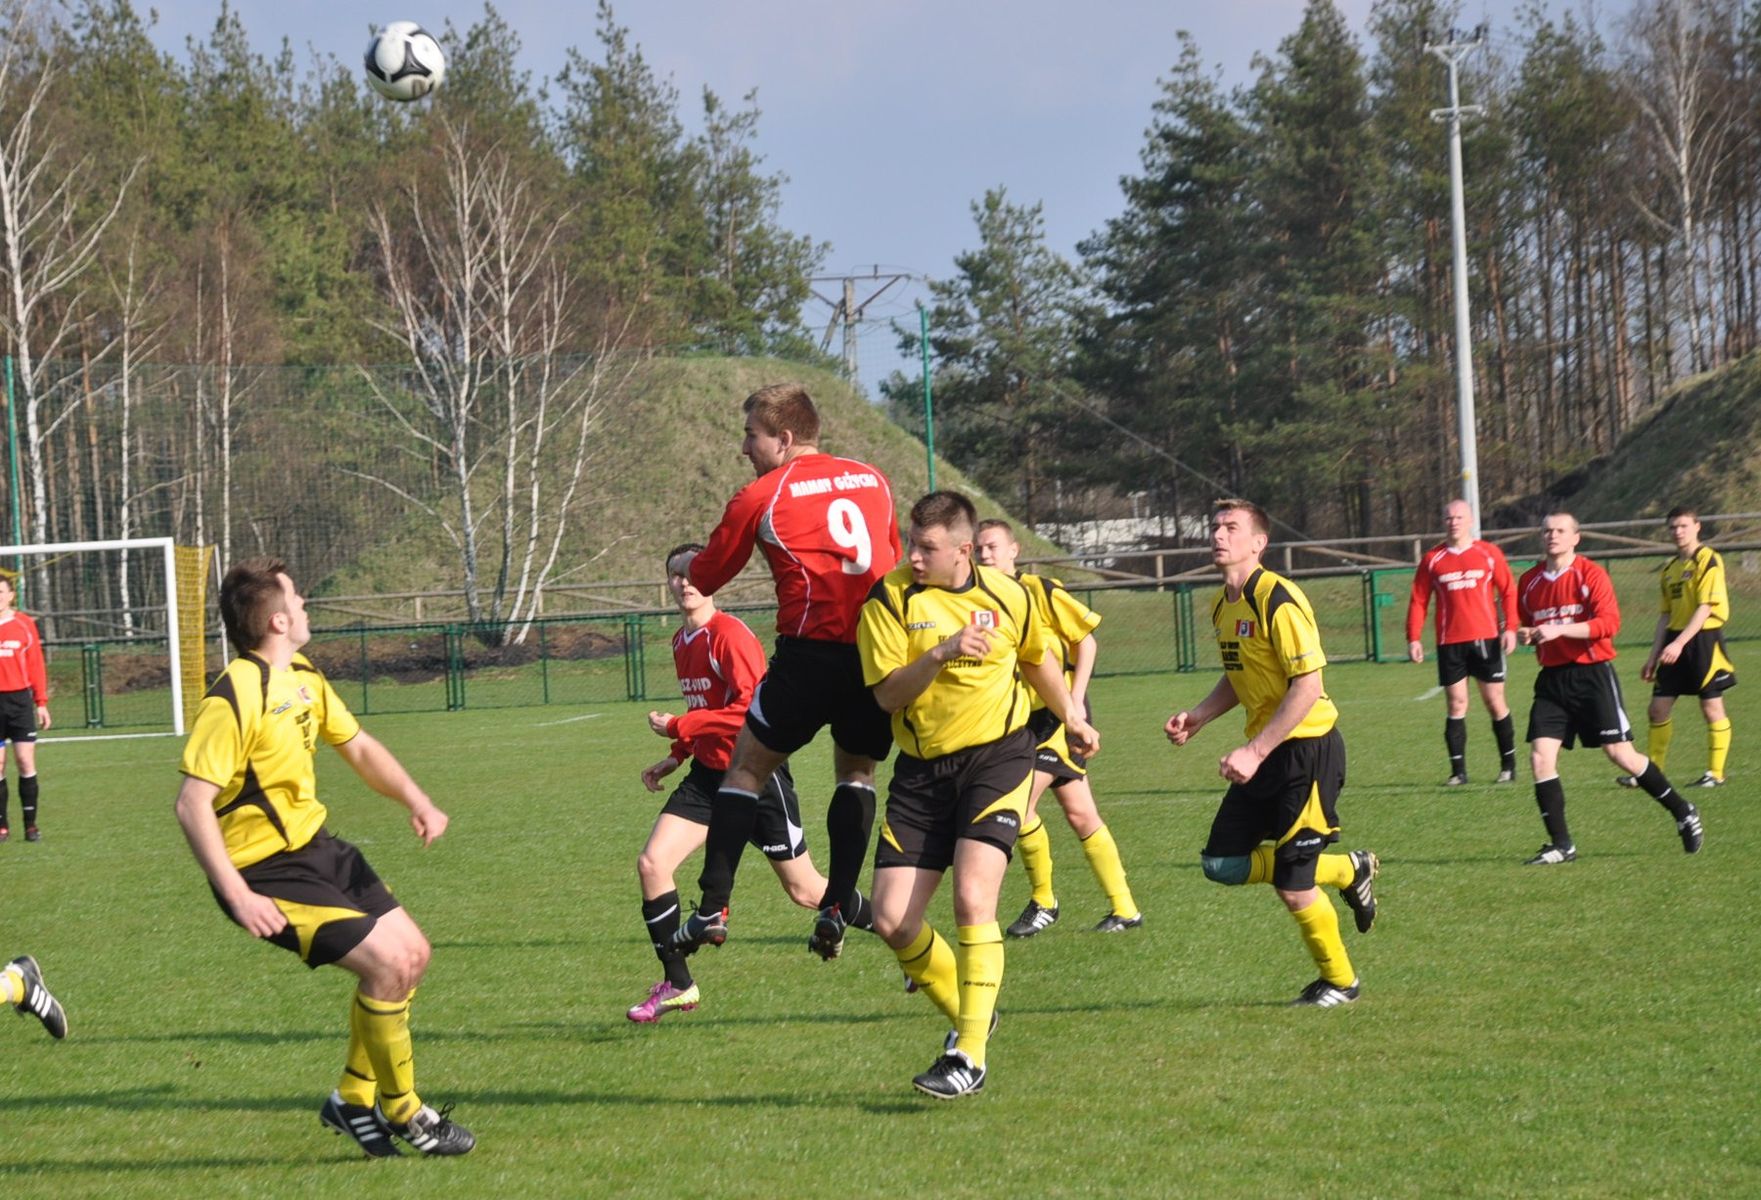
[207,671,242,728]
[1211,591,1225,627]
[1242,568,1266,621]
[1264,580,1297,634]
[866,578,903,626]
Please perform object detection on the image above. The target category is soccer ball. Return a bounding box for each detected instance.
[363,21,445,102]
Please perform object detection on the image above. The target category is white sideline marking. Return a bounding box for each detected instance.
[535,712,605,727]
[1412,686,1443,702]
[39,732,179,745]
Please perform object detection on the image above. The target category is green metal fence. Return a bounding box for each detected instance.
[48,552,1761,729]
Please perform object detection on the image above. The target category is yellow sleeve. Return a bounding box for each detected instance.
[857,589,909,687]
[1270,596,1328,678]
[1696,553,1727,610]
[179,694,245,788]
[1659,563,1672,615]
[1046,582,1102,645]
[318,675,362,746]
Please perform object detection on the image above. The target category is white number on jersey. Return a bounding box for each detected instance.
[827,497,873,575]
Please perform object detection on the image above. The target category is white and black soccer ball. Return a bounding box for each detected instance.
[364,21,445,102]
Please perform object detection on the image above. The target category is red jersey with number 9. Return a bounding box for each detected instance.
[690,452,901,643]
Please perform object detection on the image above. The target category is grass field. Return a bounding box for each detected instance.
[3,655,1757,1198]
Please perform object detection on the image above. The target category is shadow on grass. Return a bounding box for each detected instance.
[8,1084,314,1114]
[0,1157,360,1177]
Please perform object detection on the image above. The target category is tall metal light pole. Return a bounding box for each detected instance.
[1427,29,1485,535]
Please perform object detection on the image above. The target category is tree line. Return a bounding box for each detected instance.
[887,0,1761,539]
[0,0,826,637]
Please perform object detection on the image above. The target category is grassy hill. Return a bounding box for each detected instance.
[320,357,1061,609]
[1499,350,1761,523]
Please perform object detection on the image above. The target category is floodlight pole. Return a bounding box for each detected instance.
[1427,31,1486,536]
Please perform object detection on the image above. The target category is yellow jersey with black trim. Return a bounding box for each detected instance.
[1659,545,1729,632]
[1018,572,1101,713]
[179,651,363,869]
[1211,566,1337,741]
[858,561,1053,760]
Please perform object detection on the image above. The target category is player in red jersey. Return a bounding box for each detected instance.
[0,575,51,842]
[674,384,902,960]
[1406,499,1520,785]
[627,544,859,1023]
[1514,512,1702,864]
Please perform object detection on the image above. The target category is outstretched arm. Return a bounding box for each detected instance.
[332,731,449,846]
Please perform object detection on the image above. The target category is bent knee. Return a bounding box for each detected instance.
[1200,853,1252,885]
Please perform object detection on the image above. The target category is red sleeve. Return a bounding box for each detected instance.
[1492,548,1518,631]
[1405,559,1434,644]
[668,620,764,746]
[690,482,765,598]
[1583,564,1621,641]
[24,614,45,704]
[667,736,692,764]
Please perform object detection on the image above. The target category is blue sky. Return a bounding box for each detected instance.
[144,1,1553,334]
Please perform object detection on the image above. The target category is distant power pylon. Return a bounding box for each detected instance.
[808,268,914,382]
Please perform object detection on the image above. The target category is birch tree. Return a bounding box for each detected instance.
[365,117,635,641]
[0,0,139,574]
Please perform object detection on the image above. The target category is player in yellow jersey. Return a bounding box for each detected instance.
[973,519,1141,937]
[859,492,1098,1097]
[1618,507,1737,789]
[1165,500,1380,1007]
[174,557,473,1158]
[2,954,65,1037]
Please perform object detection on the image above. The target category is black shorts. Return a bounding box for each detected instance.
[1652,628,1737,699]
[1527,661,1633,749]
[0,688,38,743]
[1436,639,1506,687]
[660,760,807,861]
[875,727,1035,873]
[1027,705,1087,784]
[747,636,893,762]
[1201,728,1345,891]
[217,832,399,969]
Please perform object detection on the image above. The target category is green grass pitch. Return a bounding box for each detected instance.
[3,656,1756,1198]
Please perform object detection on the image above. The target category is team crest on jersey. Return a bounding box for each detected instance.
[1236,619,1256,637]
[298,685,314,704]
[970,610,999,630]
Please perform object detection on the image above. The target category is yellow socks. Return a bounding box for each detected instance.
[1648,718,1675,772]
[896,924,959,1023]
[1312,853,1353,890]
[1290,898,1355,988]
[1079,825,1139,919]
[338,990,380,1107]
[1247,845,1276,885]
[1017,817,1056,908]
[1708,718,1731,780]
[352,988,421,1122]
[0,963,20,1007]
[954,922,1003,1067]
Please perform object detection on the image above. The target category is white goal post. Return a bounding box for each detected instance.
[0,537,191,737]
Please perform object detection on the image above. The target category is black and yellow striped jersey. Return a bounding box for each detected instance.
[858,561,1053,759]
[1018,572,1101,713]
[1659,545,1729,632]
[1211,566,1337,741]
[179,651,362,869]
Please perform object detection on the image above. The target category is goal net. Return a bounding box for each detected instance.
[0,538,213,738]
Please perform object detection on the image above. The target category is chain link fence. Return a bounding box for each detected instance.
[47,516,1761,731]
